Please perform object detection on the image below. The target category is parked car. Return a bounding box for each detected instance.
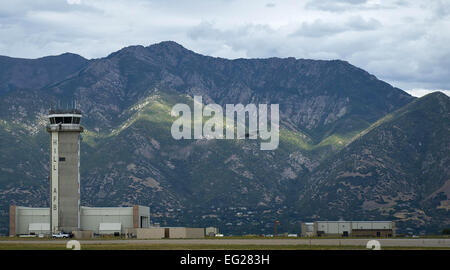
[52,232,70,238]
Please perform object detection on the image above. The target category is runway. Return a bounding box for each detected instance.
[1,238,449,248]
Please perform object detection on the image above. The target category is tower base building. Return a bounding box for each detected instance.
[10,205,150,236]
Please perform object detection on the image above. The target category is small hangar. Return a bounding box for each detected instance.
[126,227,205,239]
[301,221,396,237]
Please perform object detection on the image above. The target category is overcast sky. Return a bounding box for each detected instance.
[0,0,449,97]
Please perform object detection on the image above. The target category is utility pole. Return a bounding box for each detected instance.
[274,220,280,237]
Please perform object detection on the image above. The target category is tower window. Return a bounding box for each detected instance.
[55,117,63,124]
[63,117,72,124]
[59,157,66,162]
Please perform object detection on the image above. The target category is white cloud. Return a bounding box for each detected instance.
[67,0,81,5]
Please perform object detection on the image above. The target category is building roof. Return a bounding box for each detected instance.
[49,109,82,114]
[316,221,393,223]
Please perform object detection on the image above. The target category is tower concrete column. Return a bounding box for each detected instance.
[46,109,83,233]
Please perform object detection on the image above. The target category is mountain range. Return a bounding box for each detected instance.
[0,41,448,235]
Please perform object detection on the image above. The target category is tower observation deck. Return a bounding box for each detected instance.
[46,109,83,233]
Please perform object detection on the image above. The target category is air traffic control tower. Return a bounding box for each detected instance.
[46,109,83,233]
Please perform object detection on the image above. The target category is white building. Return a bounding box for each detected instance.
[10,205,150,236]
[301,221,395,237]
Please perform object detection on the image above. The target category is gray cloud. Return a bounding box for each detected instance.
[305,0,369,12]
[431,0,450,19]
[305,0,410,12]
[291,16,381,37]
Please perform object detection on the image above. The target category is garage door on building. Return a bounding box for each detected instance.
[99,223,122,235]
[28,223,50,234]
